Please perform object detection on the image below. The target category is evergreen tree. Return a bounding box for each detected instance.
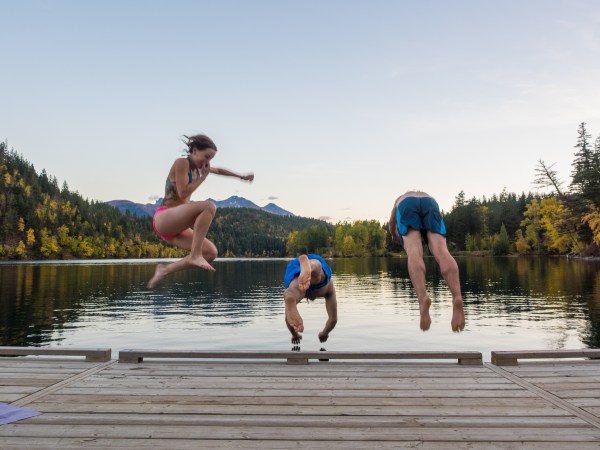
[571,122,600,206]
[590,136,600,206]
[534,159,565,197]
[443,195,482,250]
[492,224,510,256]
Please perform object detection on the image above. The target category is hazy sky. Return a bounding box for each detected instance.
[2,0,599,223]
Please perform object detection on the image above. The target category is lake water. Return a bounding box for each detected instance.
[0,257,599,361]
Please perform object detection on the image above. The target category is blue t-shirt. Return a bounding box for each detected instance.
[284,254,332,293]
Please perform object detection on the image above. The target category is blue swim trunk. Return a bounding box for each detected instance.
[396,197,446,247]
[284,254,332,294]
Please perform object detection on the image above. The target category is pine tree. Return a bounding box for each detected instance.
[590,136,600,206]
[492,224,510,255]
[534,159,565,197]
[570,122,596,203]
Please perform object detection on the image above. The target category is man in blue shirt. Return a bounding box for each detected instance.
[283,254,338,344]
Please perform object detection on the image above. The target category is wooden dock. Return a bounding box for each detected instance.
[1,348,599,449]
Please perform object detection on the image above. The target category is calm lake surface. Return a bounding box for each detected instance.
[1,257,599,361]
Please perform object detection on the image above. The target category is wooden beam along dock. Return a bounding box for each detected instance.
[118,349,484,365]
[1,347,599,449]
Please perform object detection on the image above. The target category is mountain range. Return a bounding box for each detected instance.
[107,196,295,218]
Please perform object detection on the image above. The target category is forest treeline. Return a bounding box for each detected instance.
[1,122,599,259]
[0,141,328,259]
[281,123,600,257]
[0,141,184,259]
[443,122,600,256]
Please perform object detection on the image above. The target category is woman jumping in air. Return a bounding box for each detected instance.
[148,134,254,288]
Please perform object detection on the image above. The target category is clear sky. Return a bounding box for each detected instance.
[2,0,599,223]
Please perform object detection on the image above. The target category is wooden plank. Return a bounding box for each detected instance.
[0,438,413,449]
[0,347,111,362]
[74,378,516,391]
[36,393,559,407]
[0,372,82,380]
[0,387,39,395]
[82,368,507,378]
[112,360,494,369]
[518,376,600,383]
[529,382,600,390]
[99,367,499,378]
[0,359,103,369]
[0,366,90,374]
[491,349,600,366]
[51,387,538,398]
[585,407,600,416]
[68,378,516,390]
[23,413,588,427]
[80,373,509,384]
[8,438,600,450]
[541,389,600,399]
[17,437,598,450]
[0,378,68,386]
[571,399,600,407]
[118,349,482,365]
[0,424,599,441]
[499,369,600,378]
[502,361,600,373]
[28,403,572,416]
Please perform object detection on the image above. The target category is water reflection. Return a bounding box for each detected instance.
[0,257,598,353]
[456,256,600,348]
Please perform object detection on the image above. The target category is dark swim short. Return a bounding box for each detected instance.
[395,197,446,247]
[284,254,332,294]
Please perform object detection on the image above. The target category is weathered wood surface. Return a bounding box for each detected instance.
[0,346,111,362]
[496,360,600,425]
[118,349,483,365]
[1,355,599,448]
[491,348,600,366]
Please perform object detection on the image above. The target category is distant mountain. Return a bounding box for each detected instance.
[262,202,294,216]
[208,196,295,216]
[106,199,160,218]
[207,195,260,210]
[107,195,295,217]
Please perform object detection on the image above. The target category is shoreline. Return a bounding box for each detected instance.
[2,253,600,263]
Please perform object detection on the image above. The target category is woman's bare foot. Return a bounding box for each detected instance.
[189,256,216,272]
[419,297,432,331]
[451,298,465,332]
[147,263,168,289]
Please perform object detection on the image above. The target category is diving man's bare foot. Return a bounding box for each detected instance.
[297,256,311,291]
[419,297,432,331]
[451,298,465,332]
[147,263,168,289]
[285,304,304,335]
[189,256,216,272]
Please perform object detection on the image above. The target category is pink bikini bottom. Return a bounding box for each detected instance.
[152,207,178,241]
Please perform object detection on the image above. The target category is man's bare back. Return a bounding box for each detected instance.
[395,190,432,206]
